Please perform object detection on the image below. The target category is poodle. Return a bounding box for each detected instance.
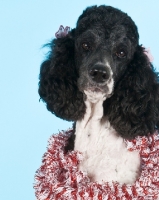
[38,5,159,185]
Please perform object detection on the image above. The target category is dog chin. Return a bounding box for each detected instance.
[84,88,107,103]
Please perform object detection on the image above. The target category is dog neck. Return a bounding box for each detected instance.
[74,91,140,184]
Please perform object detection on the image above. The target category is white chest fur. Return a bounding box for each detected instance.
[74,91,140,184]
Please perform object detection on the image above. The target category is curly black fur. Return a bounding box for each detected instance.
[39,5,159,141]
[39,30,85,121]
[104,45,159,139]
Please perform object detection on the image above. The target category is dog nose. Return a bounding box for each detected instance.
[89,65,110,83]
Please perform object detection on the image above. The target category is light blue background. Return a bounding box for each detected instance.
[0,1,159,199]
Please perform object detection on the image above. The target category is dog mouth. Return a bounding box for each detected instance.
[83,86,107,103]
[78,68,114,101]
[87,86,103,93]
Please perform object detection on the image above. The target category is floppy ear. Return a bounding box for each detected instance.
[104,45,159,139]
[38,29,85,121]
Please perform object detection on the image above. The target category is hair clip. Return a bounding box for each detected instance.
[143,47,154,63]
[55,25,70,38]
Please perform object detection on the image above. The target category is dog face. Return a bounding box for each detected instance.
[75,7,138,98]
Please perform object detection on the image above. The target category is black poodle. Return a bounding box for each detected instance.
[38,5,159,184]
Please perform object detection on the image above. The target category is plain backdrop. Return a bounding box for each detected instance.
[0,0,159,199]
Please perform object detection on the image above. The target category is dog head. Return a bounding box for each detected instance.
[39,5,159,139]
[75,6,138,99]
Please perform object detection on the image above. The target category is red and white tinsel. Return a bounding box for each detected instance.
[34,129,159,200]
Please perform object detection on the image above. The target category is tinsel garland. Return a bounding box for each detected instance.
[34,129,159,200]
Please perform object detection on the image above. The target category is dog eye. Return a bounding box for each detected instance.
[116,50,126,58]
[82,43,91,51]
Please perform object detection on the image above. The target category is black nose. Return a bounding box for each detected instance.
[89,65,110,83]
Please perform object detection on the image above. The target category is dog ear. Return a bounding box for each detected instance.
[38,29,85,121]
[105,45,159,139]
